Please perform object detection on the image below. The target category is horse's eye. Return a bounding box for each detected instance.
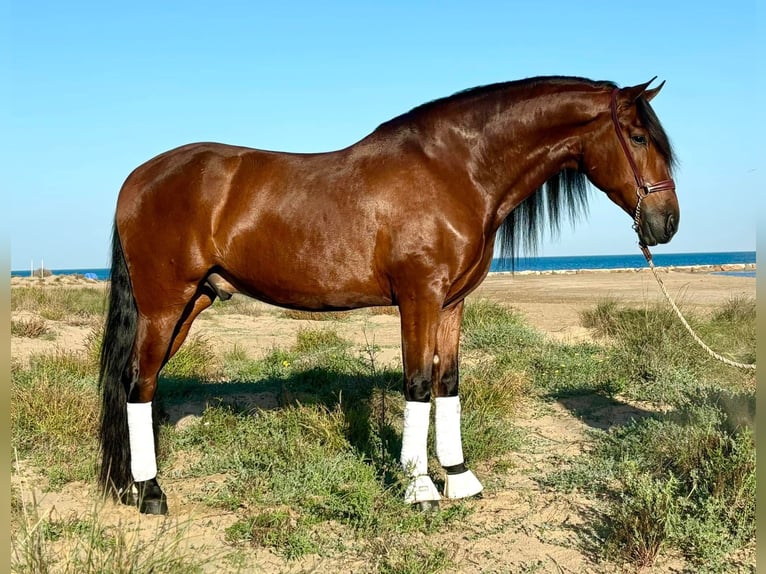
[631,135,648,145]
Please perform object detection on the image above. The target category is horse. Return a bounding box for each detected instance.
[98,76,678,514]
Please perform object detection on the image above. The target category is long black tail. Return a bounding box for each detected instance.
[98,224,138,497]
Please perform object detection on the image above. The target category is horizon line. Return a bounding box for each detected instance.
[10,249,757,274]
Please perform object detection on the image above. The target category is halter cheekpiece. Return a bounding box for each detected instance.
[609,87,676,253]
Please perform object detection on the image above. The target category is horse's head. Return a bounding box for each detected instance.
[582,79,679,247]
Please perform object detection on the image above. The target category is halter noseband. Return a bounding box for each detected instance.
[610,88,675,257]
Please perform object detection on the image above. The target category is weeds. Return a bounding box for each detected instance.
[293,326,350,353]
[11,485,211,573]
[11,317,51,338]
[541,296,756,569]
[162,335,219,380]
[710,295,755,324]
[545,380,755,569]
[604,403,754,569]
[225,508,319,559]
[375,543,453,574]
[12,350,100,486]
[603,471,680,567]
[461,299,542,352]
[578,297,755,401]
[12,286,106,322]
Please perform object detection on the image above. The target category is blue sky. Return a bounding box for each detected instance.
[5,1,760,270]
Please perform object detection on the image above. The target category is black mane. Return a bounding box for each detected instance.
[377,76,675,264]
[498,168,591,264]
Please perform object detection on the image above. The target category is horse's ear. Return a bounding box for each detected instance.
[619,77,660,106]
[642,80,665,103]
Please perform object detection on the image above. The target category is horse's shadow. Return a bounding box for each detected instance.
[554,386,755,433]
[156,366,405,478]
[555,392,658,431]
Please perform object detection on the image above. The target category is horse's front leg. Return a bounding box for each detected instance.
[398,295,442,510]
[432,301,483,499]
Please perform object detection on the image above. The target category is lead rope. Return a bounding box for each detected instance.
[613,85,753,370]
[638,241,756,371]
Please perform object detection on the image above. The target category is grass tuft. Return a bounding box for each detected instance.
[603,471,680,567]
[461,299,542,352]
[12,286,106,322]
[577,297,755,401]
[711,295,755,324]
[162,335,219,380]
[11,485,213,573]
[12,351,99,485]
[293,327,350,354]
[281,309,353,321]
[225,508,319,559]
[11,317,52,338]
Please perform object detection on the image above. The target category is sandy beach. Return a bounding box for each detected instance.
[10,265,756,364]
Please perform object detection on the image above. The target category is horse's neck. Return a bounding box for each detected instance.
[457,89,605,230]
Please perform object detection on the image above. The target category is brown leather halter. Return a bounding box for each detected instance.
[610,88,676,258]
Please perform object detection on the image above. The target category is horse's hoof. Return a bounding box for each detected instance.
[119,478,168,515]
[139,496,169,515]
[444,469,483,500]
[416,499,440,513]
[404,475,442,505]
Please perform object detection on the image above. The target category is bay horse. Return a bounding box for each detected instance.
[99,76,678,514]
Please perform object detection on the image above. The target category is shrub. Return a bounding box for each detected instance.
[11,317,51,338]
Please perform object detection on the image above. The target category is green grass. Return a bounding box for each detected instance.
[578,296,755,402]
[374,542,453,574]
[595,398,755,570]
[11,350,100,487]
[11,286,106,322]
[541,296,756,570]
[293,326,350,353]
[461,299,542,353]
[159,328,496,557]
[156,322,521,559]
[162,335,220,380]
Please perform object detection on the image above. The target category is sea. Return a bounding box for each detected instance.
[11,251,756,280]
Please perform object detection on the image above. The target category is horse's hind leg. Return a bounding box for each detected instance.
[166,286,216,360]
[122,289,206,514]
[431,301,483,499]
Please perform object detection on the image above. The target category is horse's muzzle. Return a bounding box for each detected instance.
[639,211,679,246]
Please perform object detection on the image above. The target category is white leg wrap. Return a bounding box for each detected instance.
[400,401,431,477]
[127,401,157,482]
[436,396,483,499]
[401,401,440,504]
[435,396,464,467]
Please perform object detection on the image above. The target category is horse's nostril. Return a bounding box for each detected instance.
[666,214,678,237]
